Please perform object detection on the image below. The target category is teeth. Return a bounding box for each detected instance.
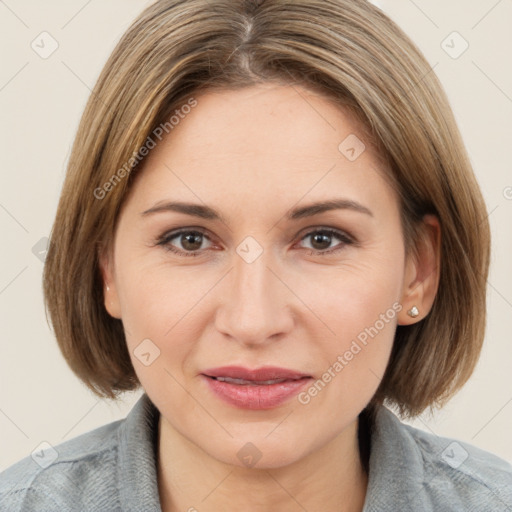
[214,376,288,385]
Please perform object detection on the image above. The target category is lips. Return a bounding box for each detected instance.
[202,365,311,382]
[212,376,290,386]
[201,366,313,409]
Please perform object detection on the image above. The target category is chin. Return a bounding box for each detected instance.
[205,434,313,470]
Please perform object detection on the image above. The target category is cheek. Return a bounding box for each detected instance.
[116,258,207,336]
[115,261,214,387]
[297,283,398,415]
[295,252,403,401]
[299,248,403,337]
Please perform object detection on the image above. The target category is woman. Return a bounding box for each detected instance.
[1,0,511,510]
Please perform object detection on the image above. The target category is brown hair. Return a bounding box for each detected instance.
[43,0,490,418]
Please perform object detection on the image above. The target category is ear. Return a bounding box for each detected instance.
[98,242,122,319]
[397,214,441,325]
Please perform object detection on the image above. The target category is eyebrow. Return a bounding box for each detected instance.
[140,198,373,221]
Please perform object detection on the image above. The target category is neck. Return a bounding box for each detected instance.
[157,414,369,512]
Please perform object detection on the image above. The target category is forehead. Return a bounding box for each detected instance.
[126,84,393,214]
[159,83,379,163]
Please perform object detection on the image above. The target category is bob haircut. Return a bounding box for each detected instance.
[43,0,490,418]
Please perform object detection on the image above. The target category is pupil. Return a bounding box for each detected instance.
[312,232,331,250]
[182,232,202,250]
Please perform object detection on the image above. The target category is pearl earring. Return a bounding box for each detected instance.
[407,306,419,318]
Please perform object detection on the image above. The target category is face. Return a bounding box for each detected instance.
[102,83,426,469]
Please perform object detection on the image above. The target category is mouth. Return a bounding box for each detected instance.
[202,365,312,381]
[200,366,313,409]
[206,376,308,386]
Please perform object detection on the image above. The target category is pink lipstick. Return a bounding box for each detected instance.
[201,365,313,410]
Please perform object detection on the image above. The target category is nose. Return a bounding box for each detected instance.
[214,247,295,347]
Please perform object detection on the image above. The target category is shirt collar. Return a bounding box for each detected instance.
[117,392,162,512]
[362,405,426,511]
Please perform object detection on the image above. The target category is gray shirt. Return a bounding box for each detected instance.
[1,393,511,511]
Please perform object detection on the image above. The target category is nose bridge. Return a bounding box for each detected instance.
[234,249,270,307]
[215,242,293,344]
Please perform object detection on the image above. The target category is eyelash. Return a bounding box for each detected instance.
[154,227,355,258]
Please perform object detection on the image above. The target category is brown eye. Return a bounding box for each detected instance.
[179,232,204,251]
[156,228,213,257]
[299,228,354,255]
[310,232,333,250]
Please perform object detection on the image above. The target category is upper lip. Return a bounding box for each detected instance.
[202,365,311,381]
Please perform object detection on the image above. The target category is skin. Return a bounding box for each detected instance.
[101,83,440,512]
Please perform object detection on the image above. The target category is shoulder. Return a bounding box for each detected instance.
[406,421,512,506]
[367,406,512,510]
[0,418,123,511]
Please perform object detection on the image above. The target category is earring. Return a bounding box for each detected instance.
[106,285,110,291]
[407,306,419,318]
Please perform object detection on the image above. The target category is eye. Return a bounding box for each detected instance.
[297,228,354,255]
[155,226,355,258]
[155,228,214,257]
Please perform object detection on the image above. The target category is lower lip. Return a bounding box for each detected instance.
[201,375,312,410]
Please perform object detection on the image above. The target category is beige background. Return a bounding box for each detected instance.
[1,0,511,471]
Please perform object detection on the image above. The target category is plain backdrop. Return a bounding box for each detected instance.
[0,0,511,471]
